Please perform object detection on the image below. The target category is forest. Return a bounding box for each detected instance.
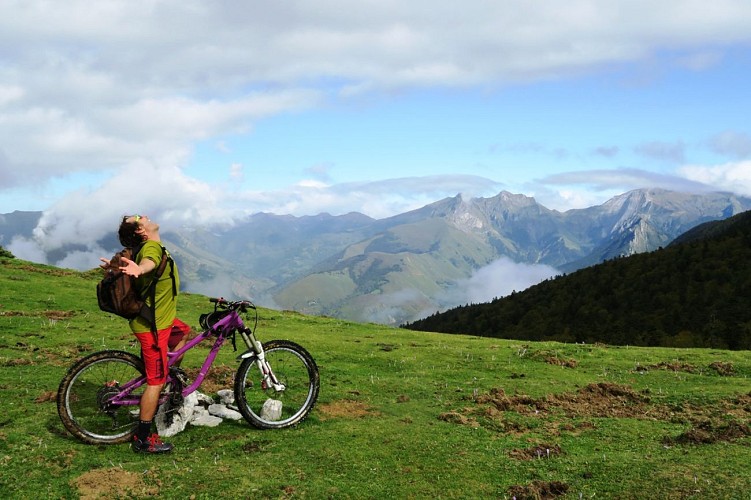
[403,210,751,350]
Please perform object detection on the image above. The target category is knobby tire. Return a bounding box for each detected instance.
[57,350,144,445]
[234,340,320,429]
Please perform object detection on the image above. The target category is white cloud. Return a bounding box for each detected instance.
[530,167,717,211]
[21,162,229,265]
[2,0,751,190]
[678,161,751,197]
[2,0,751,259]
[7,235,46,264]
[230,174,503,218]
[453,257,558,305]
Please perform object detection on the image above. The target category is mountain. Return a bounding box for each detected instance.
[2,189,750,325]
[0,211,41,246]
[263,189,751,324]
[403,209,751,350]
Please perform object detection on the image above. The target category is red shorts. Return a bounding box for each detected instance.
[169,318,191,350]
[135,318,191,385]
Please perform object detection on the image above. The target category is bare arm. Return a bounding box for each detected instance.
[119,256,156,278]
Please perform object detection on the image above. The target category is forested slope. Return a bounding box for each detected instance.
[403,210,751,349]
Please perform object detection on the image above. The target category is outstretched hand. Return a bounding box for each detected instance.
[119,256,141,277]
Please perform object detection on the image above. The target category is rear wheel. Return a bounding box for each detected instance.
[57,350,144,444]
[234,340,319,429]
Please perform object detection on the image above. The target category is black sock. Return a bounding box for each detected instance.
[136,420,152,441]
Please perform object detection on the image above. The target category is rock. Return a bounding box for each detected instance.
[190,410,223,427]
[261,399,283,421]
[216,389,234,405]
[155,392,199,437]
[195,391,215,405]
[208,403,243,420]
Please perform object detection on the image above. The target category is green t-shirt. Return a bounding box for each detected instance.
[129,240,180,333]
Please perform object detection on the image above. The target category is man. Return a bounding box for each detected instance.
[104,214,190,454]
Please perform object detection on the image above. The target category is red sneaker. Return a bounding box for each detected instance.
[132,433,173,454]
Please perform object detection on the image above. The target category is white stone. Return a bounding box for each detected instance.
[261,399,283,421]
[190,413,223,427]
[216,389,234,405]
[195,391,215,406]
[191,406,208,418]
[155,392,199,437]
[208,403,243,420]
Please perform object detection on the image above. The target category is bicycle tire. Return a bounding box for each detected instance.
[234,340,320,429]
[57,350,145,445]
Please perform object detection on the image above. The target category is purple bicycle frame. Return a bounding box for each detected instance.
[108,311,246,407]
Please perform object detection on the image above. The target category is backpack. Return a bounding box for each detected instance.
[97,244,175,338]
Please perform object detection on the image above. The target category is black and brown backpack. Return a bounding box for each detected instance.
[96,244,175,345]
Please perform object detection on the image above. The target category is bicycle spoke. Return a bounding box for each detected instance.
[234,340,319,429]
[57,351,144,444]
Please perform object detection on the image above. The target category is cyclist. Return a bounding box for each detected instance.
[109,214,190,453]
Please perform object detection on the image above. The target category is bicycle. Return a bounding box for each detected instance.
[57,298,320,445]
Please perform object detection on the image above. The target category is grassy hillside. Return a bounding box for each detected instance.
[2,257,751,498]
[274,218,496,325]
[405,210,751,350]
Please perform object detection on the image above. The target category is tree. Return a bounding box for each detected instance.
[0,246,15,259]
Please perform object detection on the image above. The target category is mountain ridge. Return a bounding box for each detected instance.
[2,188,750,325]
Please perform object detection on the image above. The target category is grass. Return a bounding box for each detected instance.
[1,256,751,498]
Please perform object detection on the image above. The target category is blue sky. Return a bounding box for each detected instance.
[1,1,751,263]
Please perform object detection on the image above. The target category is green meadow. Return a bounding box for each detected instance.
[1,257,751,498]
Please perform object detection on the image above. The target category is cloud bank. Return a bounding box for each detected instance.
[3,0,751,189]
[2,1,751,262]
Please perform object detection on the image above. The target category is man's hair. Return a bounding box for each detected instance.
[118,216,144,248]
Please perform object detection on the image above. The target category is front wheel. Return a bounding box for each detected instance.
[234,340,319,429]
[57,350,145,444]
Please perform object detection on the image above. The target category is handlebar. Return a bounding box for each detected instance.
[210,297,256,313]
[202,297,259,336]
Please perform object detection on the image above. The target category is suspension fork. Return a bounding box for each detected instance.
[236,328,286,391]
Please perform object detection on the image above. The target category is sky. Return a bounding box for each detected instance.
[2,0,751,268]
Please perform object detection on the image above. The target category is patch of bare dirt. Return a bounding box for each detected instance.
[43,310,75,320]
[506,480,569,499]
[14,263,78,276]
[0,357,34,367]
[665,419,751,445]
[475,387,539,413]
[545,382,653,418]
[709,361,734,376]
[529,350,578,368]
[34,390,56,403]
[72,467,160,499]
[0,311,30,317]
[449,384,751,448]
[642,361,699,374]
[185,364,235,394]
[317,400,379,420]
[438,411,479,427]
[639,360,735,376]
[474,383,654,419]
[508,443,563,461]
